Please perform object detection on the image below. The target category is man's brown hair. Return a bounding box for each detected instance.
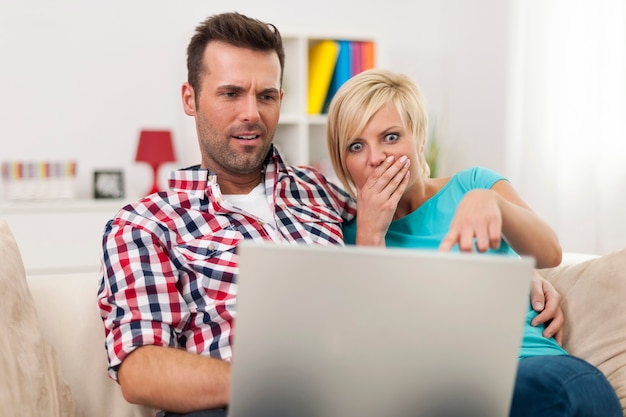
[186,12,285,98]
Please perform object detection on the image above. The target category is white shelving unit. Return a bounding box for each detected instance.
[274,31,381,176]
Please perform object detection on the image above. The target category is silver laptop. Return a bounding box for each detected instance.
[228,241,534,417]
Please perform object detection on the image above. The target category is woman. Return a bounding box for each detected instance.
[326,68,621,417]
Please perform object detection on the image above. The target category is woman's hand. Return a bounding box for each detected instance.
[439,189,503,253]
[438,182,562,268]
[530,271,564,345]
[355,155,410,246]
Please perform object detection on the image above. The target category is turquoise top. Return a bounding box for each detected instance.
[343,166,567,358]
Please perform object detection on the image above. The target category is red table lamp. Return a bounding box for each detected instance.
[135,130,176,195]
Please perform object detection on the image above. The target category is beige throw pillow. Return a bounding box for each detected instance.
[0,220,76,417]
[539,249,626,415]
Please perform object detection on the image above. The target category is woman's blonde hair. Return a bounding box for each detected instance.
[326,68,429,197]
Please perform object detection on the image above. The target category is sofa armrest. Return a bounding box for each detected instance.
[539,249,626,414]
[560,252,601,266]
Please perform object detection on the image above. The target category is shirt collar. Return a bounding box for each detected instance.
[167,145,288,197]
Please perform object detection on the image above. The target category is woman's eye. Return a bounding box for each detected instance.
[348,142,362,152]
[385,133,400,143]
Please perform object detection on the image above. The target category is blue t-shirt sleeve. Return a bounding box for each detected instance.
[462,166,509,189]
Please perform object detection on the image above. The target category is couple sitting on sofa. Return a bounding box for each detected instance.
[95,11,623,417]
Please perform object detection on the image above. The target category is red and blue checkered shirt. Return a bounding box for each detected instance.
[97,148,356,380]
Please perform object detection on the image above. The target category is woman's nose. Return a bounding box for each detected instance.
[368,148,388,166]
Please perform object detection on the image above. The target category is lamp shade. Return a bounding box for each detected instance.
[135,130,176,166]
[135,129,176,195]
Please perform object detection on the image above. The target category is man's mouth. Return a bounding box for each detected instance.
[234,134,260,140]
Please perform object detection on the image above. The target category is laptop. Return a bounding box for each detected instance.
[228,241,534,417]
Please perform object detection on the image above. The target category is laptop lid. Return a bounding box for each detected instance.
[229,241,534,417]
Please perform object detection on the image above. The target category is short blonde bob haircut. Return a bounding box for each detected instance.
[326,68,429,197]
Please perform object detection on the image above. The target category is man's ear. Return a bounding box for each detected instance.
[182,82,196,116]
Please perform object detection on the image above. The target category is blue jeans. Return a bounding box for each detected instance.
[510,355,622,417]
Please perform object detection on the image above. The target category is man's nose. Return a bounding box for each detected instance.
[240,95,261,122]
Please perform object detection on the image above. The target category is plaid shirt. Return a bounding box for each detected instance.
[97,147,356,380]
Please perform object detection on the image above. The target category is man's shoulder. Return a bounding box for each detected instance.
[284,163,326,181]
[281,164,351,198]
[276,163,355,219]
[105,190,198,232]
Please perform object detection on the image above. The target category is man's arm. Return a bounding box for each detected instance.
[118,345,230,413]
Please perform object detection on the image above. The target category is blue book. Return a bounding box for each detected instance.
[322,40,353,113]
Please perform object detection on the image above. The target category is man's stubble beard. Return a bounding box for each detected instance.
[198,121,274,175]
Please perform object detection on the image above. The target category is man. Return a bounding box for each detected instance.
[98,12,354,416]
[97,12,564,417]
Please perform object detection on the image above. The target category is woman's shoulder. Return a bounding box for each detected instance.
[451,166,508,189]
[455,165,503,177]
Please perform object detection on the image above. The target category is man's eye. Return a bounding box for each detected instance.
[348,142,362,152]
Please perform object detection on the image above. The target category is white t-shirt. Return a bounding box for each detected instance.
[223,182,276,228]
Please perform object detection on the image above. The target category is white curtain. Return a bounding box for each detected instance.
[508,0,626,255]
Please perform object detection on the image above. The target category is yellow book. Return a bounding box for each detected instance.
[308,40,340,115]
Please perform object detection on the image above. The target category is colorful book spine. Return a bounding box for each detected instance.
[1,160,78,200]
[322,40,353,113]
[316,40,377,114]
[350,41,363,77]
[307,40,340,115]
[361,41,376,71]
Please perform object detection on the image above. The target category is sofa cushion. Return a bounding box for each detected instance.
[539,248,626,414]
[28,273,156,417]
[0,219,76,416]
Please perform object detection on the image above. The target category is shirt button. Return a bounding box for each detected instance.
[208,244,215,251]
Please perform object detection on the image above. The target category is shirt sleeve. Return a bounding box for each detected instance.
[97,217,184,381]
[467,166,510,189]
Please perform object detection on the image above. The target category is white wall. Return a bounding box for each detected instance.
[0,0,511,199]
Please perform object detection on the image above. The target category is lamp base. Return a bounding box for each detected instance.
[146,164,162,196]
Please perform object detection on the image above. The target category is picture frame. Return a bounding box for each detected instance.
[93,170,125,199]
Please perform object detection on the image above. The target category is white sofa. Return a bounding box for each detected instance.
[0,220,154,417]
[1,219,625,416]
